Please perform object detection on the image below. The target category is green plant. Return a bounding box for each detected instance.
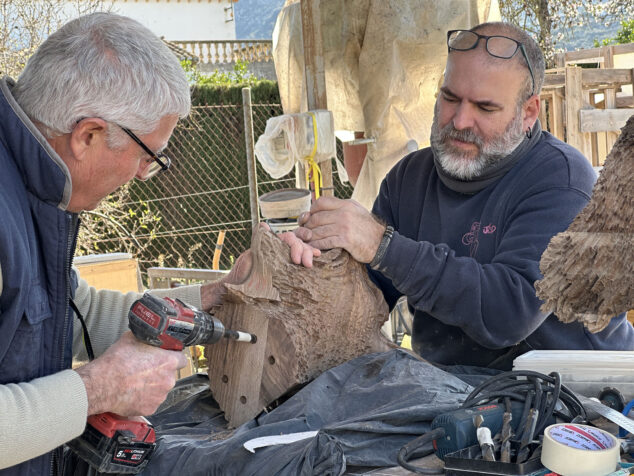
[181,59,204,85]
[76,183,162,257]
[594,19,634,46]
[190,79,280,105]
[181,59,257,87]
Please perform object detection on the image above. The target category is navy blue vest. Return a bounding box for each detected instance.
[0,80,78,475]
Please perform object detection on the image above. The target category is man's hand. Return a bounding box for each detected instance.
[276,228,321,267]
[296,196,385,263]
[200,223,320,308]
[75,331,187,417]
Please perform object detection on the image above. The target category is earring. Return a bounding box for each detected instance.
[526,127,532,139]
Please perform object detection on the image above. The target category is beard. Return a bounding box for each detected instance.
[430,104,526,180]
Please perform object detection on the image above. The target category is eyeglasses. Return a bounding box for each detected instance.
[118,125,171,181]
[447,29,535,97]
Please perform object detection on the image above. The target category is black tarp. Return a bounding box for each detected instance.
[139,349,475,476]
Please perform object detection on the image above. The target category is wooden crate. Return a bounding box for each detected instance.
[147,267,228,289]
[540,43,634,167]
[75,253,142,293]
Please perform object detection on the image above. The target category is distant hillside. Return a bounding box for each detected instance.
[234,1,623,51]
[557,19,621,52]
[235,0,285,40]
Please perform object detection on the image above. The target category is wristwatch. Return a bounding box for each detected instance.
[370,225,394,269]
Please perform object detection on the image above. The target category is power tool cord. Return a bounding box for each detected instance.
[396,427,446,475]
[396,370,587,474]
[69,297,95,360]
[461,370,587,434]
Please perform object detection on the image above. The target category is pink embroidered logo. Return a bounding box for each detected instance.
[462,222,496,257]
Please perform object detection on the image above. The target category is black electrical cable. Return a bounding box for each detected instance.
[517,390,534,434]
[535,372,560,435]
[69,297,95,361]
[461,370,587,461]
[396,369,588,473]
[461,370,586,420]
[396,427,446,474]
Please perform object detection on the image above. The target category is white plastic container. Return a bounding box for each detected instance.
[512,350,634,402]
[258,188,311,220]
[254,110,336,179]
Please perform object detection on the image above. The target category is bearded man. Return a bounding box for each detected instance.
[292,22,634,369]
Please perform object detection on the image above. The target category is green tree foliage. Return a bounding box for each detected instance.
[498,0,634,66]
[594,20,634,46]
[181,59,259,86]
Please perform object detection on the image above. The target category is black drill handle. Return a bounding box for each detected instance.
[129,293,174,348]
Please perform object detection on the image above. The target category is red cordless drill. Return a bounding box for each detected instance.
[68,293,256,474]
[128,293,257,349]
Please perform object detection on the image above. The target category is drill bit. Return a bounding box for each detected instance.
[223,329,257,343]
[500,398,513,463]
[516,408,538,463]
[475,415,496,462]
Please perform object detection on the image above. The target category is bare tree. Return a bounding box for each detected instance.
[498,0,634,66]
[76,183,163,260]
[0,0,110,78]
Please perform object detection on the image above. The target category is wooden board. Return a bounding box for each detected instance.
[75,254,141,293]
[204,226,394,427]
[579,109,634,133]
[300,0,333,196]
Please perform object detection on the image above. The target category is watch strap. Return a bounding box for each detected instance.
[370,225,394,269]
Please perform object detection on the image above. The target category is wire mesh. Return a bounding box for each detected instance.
[82,102,353,283]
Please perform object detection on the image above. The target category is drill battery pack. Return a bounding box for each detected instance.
[66,412,155,474]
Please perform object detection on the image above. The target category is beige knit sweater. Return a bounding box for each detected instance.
[0,271,203,470]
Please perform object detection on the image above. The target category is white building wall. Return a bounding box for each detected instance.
[110,0,236,41]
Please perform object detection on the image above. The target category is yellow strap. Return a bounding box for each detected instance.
[212,230,226,270]
[304,112,323,199]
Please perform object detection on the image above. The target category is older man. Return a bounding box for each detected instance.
[0,12,314,474]
[0,13,192,474]
[295,22,634,368]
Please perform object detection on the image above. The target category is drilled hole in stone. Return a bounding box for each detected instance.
[268,356,276,365]
[240,396,247,404]
[222,375,229,383]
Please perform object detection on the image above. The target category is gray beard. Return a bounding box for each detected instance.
[430,108,525,180]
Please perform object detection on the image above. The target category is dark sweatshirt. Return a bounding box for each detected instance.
[370,130,634,369]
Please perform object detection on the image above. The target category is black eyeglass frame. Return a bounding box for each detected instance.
[446,29,536,97]
[119,126,171,180]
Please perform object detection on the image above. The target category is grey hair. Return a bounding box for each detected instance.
[12,12,190,147]
[471,22,545,102]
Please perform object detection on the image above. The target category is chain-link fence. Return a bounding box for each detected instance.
[81,101,352,283]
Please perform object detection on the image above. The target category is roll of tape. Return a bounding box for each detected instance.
[541,424,620,476]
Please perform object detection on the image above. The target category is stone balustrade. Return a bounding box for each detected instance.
[171,39,273,64]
